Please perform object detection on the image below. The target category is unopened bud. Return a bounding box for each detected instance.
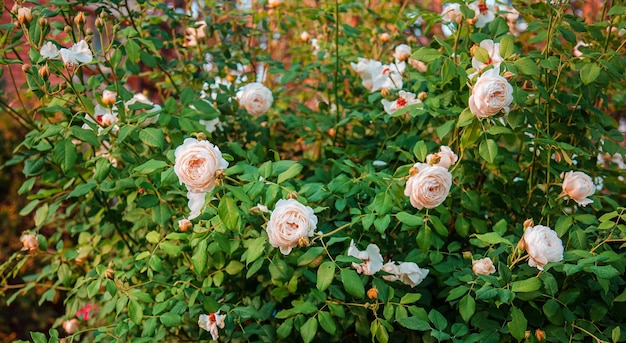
[462,251,473,260]
[409,166,419,177]
[417,91,428,101]
[523,218,534,229]
[300,31,310,42]
[297,236,310,247]
[21,234,38,251]
[74,12,86,26]
[367,287,379,299]
[85,28,93,36]
[524,330,531,340]
[17,7,33,24]
[470,45,478,56]
[195,132,207,141]
[466,18,477,26]
[380,88,390,97]
[102,90,116,106]
[104,267,115,279]
[378,32,391,42]
[178,218,192,232]
[535,329,546,341]
[503,71,515,80]
[64,25,72,34]
[38,17,48,27]
[11,4,20,13]
[62,319,79,334]
[38,65,50,79]
[288,191,298,200]
[226,74,236,83]
[95,17,105,28]
[215,169,225,180]
[21,64,30,73]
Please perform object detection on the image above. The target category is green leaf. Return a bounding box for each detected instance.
[277,163,303,184]
[411,47,442,63]
[499,35,514,59]
[30,332,47,343]
[139,128,165,149]
[428,309,447,331]
[246,237,266,265]
[341,269,364,298]
[413,140,428,161]
[225,260,244,275]
[511,277,542,292]
[400,293,422,304]
[457,108,474,128]
[34,203,49,228]
[396,316,430,331]
[479,139,498,164]
[126,39,140,63]
[474,47,490,63]
[297,247,324,266]
[301,316,318,343]
[459,294,475,322]
[318,311,337,335]
[317,261,335,292]
[129,299,143,325]
[218,195,240,231]
[277,318,293,339]
[160,312,182,327]
[146,231,161,243]
[508,307,527,341]
[514,57,540,76]
[134,159,168,174]
[68,182,96,198]
[52,139,77,173]
[580,63,601,85]
[192,240,208,276]
[70,126,99,146]
[473,232,513,246]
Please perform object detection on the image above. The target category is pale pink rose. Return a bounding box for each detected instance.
[300,31,310,42]
[102,90,116,106]
[187,192,206,220]
[198,311,226,341]
[441,3,462,23]
[468,67,513,118]
[561,171,595,206]
[381,90,421,115]
[348,240,384,275]
[238,82,273,115]
[174,138,228,194]
[394,44,412,62]
[60,40,93,65]
[521,224,563,270]
[21,234,38,251]
[266,199,317,255]
[472,257,496,275]
[381,261,429,287]
[351,58,403,92]
[40,41,60,59]
[408,58,427,73]
[426,146,458,169]
[63,318,79,334]
[469,2,496,28]
[573,41,589,57]
[471,39,504,74]
[404,163,452,210]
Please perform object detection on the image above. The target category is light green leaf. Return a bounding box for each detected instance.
[457,108,474,128]
[499,35,515,59]
[225,260,245,275]
[396,212,423,227]
[218,196,240,231]
[396,316,430,331]
[580,63,601,85]
[246,237,266,265]
[511,277,542,292]
[479,139,498,164]
[277,163,303,184]
[341,269,364,298]
[160,312,182,327]
[129,300,143,325]
[508,307,527,341]
[428,309,448,331]
[473,232,513,246]
[192,240,208,276]
[411,47,442,63]
[316,261,335,292]
[301,316,318,343]
[459,294,475,322]
[134,159,168,174]
[146,231,161,243]
[139,128,165,149]
[400,293,422,304]
[53,139,77,173]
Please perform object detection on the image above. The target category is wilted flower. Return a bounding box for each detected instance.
[468,67,513,118]
[381,90,421,115]
[198,311,226,341]
[472,257,496,275]
[60,40,93,65]
[62,319,79,334]
[378,32,391,42]
[40,41,60,59]
[381,261,429,287]
[178,218,192,231]
[520,224,563,270]
[560,171,595,206]
[404,163,452,210]
[367,287,379,299]
[426,146,458,169]
[266,199,317,255]
[408,58,427,73]
[21,234,38,251]
[238,82,273,115]
[351,58,403,92]
[347,240,384,275]
[82,104,119,134]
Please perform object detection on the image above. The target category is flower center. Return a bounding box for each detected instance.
[396,97,408,107]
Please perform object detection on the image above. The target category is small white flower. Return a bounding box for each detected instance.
[60,40,93,65]
[520,224,564,270]
[198,312,226,341]
[381,90,421,115]
[348,240,384,275]
[381,261,429,287]
[40,42,60,59]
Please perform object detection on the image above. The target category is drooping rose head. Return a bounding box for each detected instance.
[174,138,229,194]
[266,199,317,255]
[21,234,38,251]
[238,82,273,115]
[468,67,513,118]
[521,224,563,270]
[404,163,453,210]
[382,261,429,287]
[198,311,226,341]
[348,240,384,275]
[472,257,496,275]
[561,171,595,206]
[426,146,458,169]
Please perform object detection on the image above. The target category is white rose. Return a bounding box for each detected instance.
[394,44,412,62]
[60,40,93,65]
[40,41,60,59]
[381,90,421,115]
[239,82,273,115]
[469,2,496,28]
[198,311,226,341]
[404,163,452,210]
[266,199,317,255]
[347,240,384,275]
[472,257,496,275]
[174,138,228,194]
[561,171,595,206]
[382,261,429,287]
[426,146,458,169]
[125,93,161,127]
[468,67,513,118]
[471,39,504,74]
[521,224,564,270]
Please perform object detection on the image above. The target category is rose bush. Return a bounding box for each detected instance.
[1,1,625,343]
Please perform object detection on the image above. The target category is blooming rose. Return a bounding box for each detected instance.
[561,171,595,206]
[266,199,317,255]
[347,240,384,275]
[174,138,228,194]
[40,41,60,59]
[394,44,412,62]
[238,82,273,116]
[60,40,93,65]
[404,163,452,210]
[21,234,38,251]
[381,261,429,287]
[441,3,462,37]
[471,39,504,75]
[521,224,564,270]
[63,319,79,334]
[198,311,226,341]
[472,257,496,275]
[468,67,513,118]
[381,90,421,115]
[426,146,458,169]
[351,58,403,92]
[469,2,496,28]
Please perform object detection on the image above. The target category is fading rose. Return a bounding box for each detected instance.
[521,224,563,271]
[404,163,452,210]
[63,319,79,334]
[348,240,384,275]
[238,82,273,115]
[174,138,228,194]
[17,7,33,23]
[468,67,513,118]
[21,234,38,251]
[266,199,317,255]
[426,146,458,169]
[198,311,226,341]
[472,257,496,275]
[561,171,595,206]
[573,41,589,58]
[381,261,429,287]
